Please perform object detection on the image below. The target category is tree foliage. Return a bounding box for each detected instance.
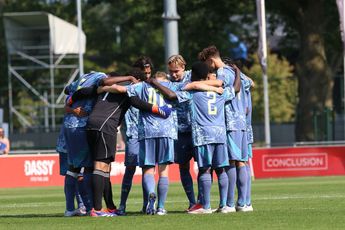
[244,52,296,123]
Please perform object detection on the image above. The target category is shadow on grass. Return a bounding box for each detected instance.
[0,213,64,218]
[0,210,188,218]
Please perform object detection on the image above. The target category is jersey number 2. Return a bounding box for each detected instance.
[207,92,217,115]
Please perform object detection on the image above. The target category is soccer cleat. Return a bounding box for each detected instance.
[188,207,213,214]
[146,193,157,215]
[186,203,203,212]
[236,204,250,212]
[216,206,236,214]
[75,207,87,216]
[156,208,167,216]
[115,206,126,216]
[105,208,117,215]
[245,204,254,212]
[64,210,78,217]
[90,209,117,217]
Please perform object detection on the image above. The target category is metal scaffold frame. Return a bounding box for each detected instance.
[3,12,86,132]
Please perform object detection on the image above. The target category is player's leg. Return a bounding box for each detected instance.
[87,130,116,217]
[69,127,93,214]
[212,143,231,213]
[156,137,174,215]
[103,169,117,213]
[157,164,169,215]
[175,132,196,209]
[234,131,249,211]
[245,144,253,211]
[236,161,248,210]
[118,166,136,214]
[64,166,79,216]
[118,137,139,215]
[188,145,212,214]
[226,161,237,209]
[139,138,156,215]
[63,127,83,216]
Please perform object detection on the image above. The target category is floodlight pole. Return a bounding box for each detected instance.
[162,0,180,63]
[77,0,84,77]
[257,0,271,146]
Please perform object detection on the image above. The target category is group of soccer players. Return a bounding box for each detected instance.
[56,45,254,217]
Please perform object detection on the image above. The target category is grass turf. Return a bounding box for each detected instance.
[0,176,344,229]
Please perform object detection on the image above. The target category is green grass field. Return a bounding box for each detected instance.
[0,176,344,230]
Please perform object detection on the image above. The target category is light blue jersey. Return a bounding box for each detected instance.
[217,66,246,131]
[187,88,235,146]
[126,81,177,140]
[170,70,192,133]
[124,106,139,139]
[239,73,254,144]
[64,72,107,128]
[245,89,254,144]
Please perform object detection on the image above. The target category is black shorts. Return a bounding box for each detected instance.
[87,130,117,162]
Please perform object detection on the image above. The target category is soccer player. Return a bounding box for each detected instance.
[198,46,247,213]
[224,57,255,212]
[100,70,180,215]
[166,55,199,211]
[184,62,235,214]
[116,57,155,215]
[63,72,111,216]
[56,124,85,216]
[148,55,224,211]
[87,70,172,217]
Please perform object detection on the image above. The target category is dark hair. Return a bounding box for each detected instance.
[191,62,209,82]
[128,67,147,81]
[132,56,154,70]
[222,57,234,66]
[198,45,220,62]
[107,71,121,77]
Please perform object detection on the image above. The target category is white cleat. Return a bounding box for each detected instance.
[216,206,236,213]
[245,204,254,212]
[188,207,213,214]
[156,208,167,215]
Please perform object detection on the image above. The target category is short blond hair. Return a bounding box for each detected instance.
[154,71,168,80]
[167,55,186,68]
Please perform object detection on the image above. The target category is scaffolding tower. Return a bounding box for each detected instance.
[3,12,86,132]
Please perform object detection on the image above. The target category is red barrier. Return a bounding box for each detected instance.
[0,153,198,188]
[252,146,345,178]
[1,145,345,188]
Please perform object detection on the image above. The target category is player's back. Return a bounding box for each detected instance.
[64,72,107,128]
[190,91,226,146]
[127,81,177,140]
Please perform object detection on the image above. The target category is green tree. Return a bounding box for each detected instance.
[244,52,296,123]
[267,0,342,141]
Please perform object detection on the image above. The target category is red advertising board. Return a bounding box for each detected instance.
[0,152,198,188]
[1,146,345,188]
[252,146,345,178]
